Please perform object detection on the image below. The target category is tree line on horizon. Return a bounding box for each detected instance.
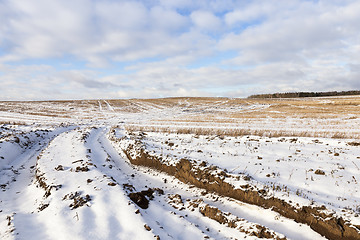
[248,90,360,99]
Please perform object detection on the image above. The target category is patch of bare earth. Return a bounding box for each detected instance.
[167,194,286,239]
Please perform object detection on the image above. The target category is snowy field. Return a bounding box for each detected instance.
[0,97,360,240]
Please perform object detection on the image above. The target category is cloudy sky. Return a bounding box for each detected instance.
[1,0,360,100]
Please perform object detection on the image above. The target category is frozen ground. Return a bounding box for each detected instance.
[0,97,359,239]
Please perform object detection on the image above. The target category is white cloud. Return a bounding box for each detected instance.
[219,0,360,68]
[150,6,189,31]
[224,2,274,26]
[0,0,192,65]
[1,0,93,60]
[190,10,222,32]
[95,1,148,31]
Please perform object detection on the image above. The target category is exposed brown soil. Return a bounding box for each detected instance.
[167,196,286,239]
[144,224,151,231]
[75,166,90,172]
[168,194,184,207]
[199,204,229,225]
[128,191,150,209]
[128,188,163,209]
[6,215,12,226]
[63,191,91,209]
[35,168,62,198]
[55,165,64,171]
[347,141,360,146]
[197,203,285,239]
[38,203,49,211]
[315,169,326,175]
[120,140,360,240]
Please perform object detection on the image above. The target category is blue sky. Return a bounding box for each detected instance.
[1,0,360,100]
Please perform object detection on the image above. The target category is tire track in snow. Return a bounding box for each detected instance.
[0,126,75,240]
[29,127,156,240]
[85,127,210,239]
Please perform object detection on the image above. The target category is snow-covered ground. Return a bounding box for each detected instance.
[0,98,359,239]
[114,130,360,223]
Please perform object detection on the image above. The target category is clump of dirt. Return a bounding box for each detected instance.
[167,142,175,147]
[34,168,62,198]
[314,169,325,175]
[63,191,91,209]
[38,203,49,211]
[243,175,252,181]
[55,165,64,171]
[199,205,229,225]
[199,161,207,167]
[5,213,17,234]
[123,183,135,192]
[129,191,150,209]
[70,194,91,209]
[128,188,163,209]
[6,215,12,226]
[35,169,48,190]
[75,166,90,172]
[252,225,284,239]
[44,185,62,198]
[168,194,184,209]
[80,132,90,142]
[117,133,360,240]
[144,224,151,231]
[72,159,83,164]
[153,188,164,195]
[347,142,360,146]
[13,136,20,143]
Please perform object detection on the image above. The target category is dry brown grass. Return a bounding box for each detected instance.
[0,121,27,125]
[158,97,360,129]
[2,95,359,119]
[2,96,360,138]
[124,124,360,139]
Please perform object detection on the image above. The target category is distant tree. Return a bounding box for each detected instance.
[248,90,360,99]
